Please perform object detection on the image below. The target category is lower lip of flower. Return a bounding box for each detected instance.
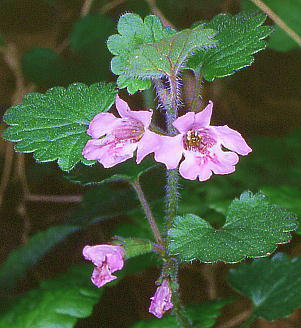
[183,129,216,154]
[113,119,145,143]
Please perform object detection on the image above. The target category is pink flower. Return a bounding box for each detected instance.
[153,101,252,181]
[82,95,159,168]
[82,244,124,287]
[149,279,173,318]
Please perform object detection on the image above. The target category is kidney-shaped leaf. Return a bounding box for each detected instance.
[3,82,116,171]
[228,253,301,321]
[168,191,298,263]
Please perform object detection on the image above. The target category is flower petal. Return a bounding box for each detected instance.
[149,279,173,318]
[82,138,137,168]
[194,100,213,128]
[115,95,152,127]
[179,152,212,181]
[87,112,118,138]
[91,265,117,287]
[153,134,183,169]
[208,150,239,174]
[136,130,161,164]
[173,112,195,134]
[214,125,252,155]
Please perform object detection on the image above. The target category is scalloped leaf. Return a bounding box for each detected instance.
[117,75,152,95]
[168,191,298,263]
[228,253,301,321]
[186,11,273,81]
[107,13,176,93]
[3,82,116,171]
[115,25,217,79]
[131,299,232,328]
[242,0,301,52]
[0,265,102,328]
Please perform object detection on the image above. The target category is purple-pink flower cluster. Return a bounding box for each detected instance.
[83,244,173,318]
[83,95,252,181]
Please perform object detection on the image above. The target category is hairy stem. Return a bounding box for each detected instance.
[163,76,192,327]
[173,293,193,328]
[131,179,163,246]
[165,75,180,232]
[190,71,203,112]
[165,169,179,232]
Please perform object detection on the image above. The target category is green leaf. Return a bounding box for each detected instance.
[186,11,273,81]
[261,185,301,233]
[117,75,152,95]
[0,225,80,292]
[66,157,157,185]
[70,14,114,54]
[0,182,140,292]
[228,253,301,321]
[0,265,103,328]
[107,13,176,93]
[116,25,217,79]
[68,184,139,226]
[117,238,153,258]
[3,82,117,171]
[131,299,232,328]
[242,0,301,51]
[69,13,114,81]
[168,191,298,263]
[21,48,68,87]
[0,34,5,46]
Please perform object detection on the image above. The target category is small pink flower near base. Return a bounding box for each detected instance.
[83,244,124,287]
[149,279,173,318]
[153,101,252,181]
[82,95,159,168]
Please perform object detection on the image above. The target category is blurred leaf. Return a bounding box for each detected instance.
[168,191,298,263]
[131,299,232,328]
[69,14,115,80]
[21,48,68,87]
[0,265,103,328]
[115,25,217,79]
[0,34,5,46]
[0,225,80,292]
[3,82,116,171]
[123,253,160,276]
[107,13,175,93]
[66,157,157,185]
[70,14,114,54]
[228,253,301,321]
[186,11,273,81]
[68,183,140,226]
[0,182,140,292]
[22,15,115,87]
[242,0,301,51]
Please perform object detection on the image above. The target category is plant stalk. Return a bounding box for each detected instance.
[242,313,256,328]
[163,76,192,327]
[131,179,163,246]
